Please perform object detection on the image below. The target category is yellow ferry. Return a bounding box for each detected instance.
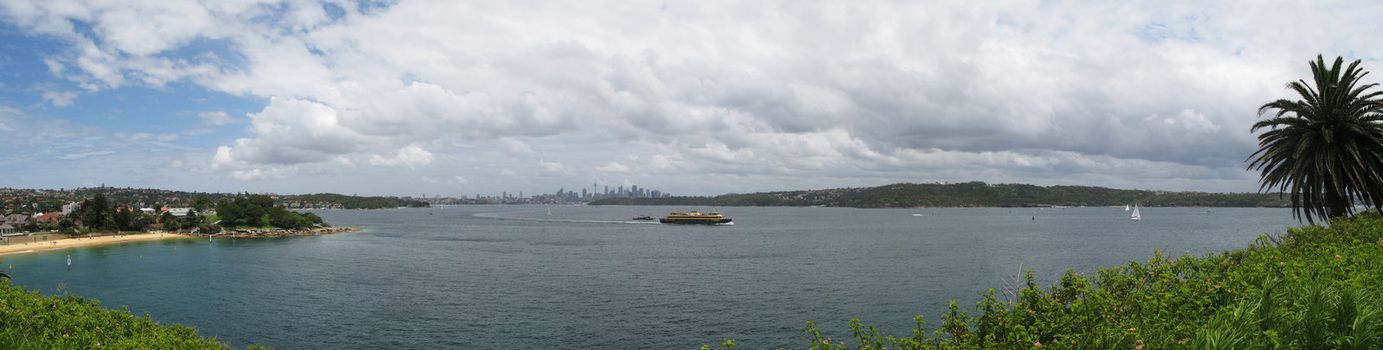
[659,211,733,225]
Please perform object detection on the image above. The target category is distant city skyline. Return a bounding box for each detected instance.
[2,2,1382,196]
[405,182,673,204]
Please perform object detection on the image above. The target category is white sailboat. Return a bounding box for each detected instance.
[1130,205,1141,221]
[1124,204,1131,211]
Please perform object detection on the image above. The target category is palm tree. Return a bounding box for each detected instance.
[1250,55,1383,223]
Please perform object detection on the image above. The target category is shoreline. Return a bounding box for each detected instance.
[0,232,193,257]
[0,227,361,256]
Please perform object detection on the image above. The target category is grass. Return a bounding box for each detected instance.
[706,212,1383,349]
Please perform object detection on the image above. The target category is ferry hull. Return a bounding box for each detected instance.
[659,218,733,225]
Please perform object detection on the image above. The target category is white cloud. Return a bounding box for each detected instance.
[43,58,64,76]
[596,162,629,173]
[198,111,239,126]
[422,175,469,185]
[496,138,535,156]
[41,90,77,107]
[213,97,375,167]
[538,160,565,174]
[61,150,113,160]
[369,144,434,168]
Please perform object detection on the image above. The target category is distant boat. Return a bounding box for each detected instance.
[546,206,552,216]
[1124,204,1131,211]
[1130,205,1141,221]
[632,215,654,221]
[911,213,924,217]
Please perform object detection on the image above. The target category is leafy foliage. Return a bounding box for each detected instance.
[713,213,1383,349]
[76,193,111,230]
[215,195,324,230]
[1250,55,1383,223]
[0,280,232,349]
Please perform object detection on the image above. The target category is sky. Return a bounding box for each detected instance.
[1,1,1381,197]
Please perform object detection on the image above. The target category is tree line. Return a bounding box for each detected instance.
[18,193,329,235]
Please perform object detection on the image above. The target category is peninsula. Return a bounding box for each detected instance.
[0,192,359,256]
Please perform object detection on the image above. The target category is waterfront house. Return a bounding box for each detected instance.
[35,212,63,224]
[0,223,14,235]
[4,214,27,226]
[140,208,156,215]
[167,208,194,217]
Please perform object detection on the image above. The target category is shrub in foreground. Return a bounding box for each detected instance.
[0,280,242,349]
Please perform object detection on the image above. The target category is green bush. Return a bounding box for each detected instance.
[715,213,1383,349]
[0,280,254,349]
[216,195,322,230]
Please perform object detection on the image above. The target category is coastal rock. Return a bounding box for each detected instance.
[218,226,359,238]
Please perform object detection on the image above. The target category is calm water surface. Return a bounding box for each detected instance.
[2,206,1297,349]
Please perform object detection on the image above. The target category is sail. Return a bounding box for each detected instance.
[1130,206,1141,221]
[1125,204,1131,211]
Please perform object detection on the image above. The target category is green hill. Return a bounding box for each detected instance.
[590,182,1291,208]
[282,193,429,209]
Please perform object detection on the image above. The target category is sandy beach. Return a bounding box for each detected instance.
[0,233,193,256]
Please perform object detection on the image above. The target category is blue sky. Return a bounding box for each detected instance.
[1,1,1381,196]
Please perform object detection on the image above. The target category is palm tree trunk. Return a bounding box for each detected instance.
[1324,188,1350,219]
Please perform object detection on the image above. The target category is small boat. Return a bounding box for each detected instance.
[911,213,924,217]
[1130,205,1141,221]
[1124,204,1131,211]
[659,211,732,225]
[632,215,655,221]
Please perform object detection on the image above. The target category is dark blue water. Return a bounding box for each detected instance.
[1,206,1297,349]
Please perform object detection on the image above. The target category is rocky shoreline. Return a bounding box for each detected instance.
[215,226,359,238]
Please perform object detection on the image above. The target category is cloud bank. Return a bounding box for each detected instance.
[4,0,1382,194]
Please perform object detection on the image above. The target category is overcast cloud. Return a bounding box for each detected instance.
[2,1,1381,195]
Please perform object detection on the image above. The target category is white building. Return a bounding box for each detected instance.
[61,202,80,215]
[167,208,194,217]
